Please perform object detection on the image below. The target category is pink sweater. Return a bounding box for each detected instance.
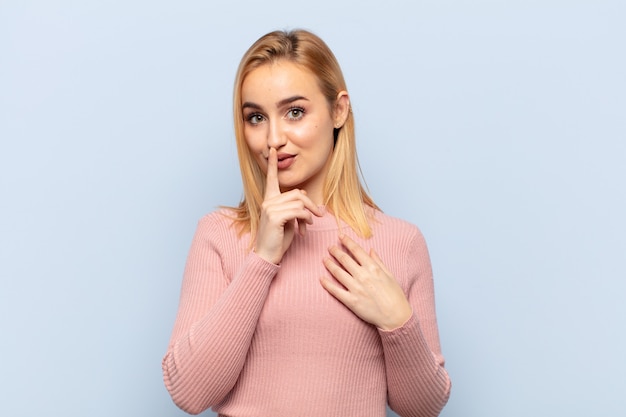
[162,207,451,417]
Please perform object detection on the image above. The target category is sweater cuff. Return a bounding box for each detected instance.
[233,251,280,291]
[378,313,441,369]
[378,312,417,337]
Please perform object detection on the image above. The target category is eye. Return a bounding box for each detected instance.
[286,107,305,120]
[245,113,265,125]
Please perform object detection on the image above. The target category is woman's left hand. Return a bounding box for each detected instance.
[320,234,413,331]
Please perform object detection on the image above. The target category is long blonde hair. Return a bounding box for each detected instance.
[229,29,379,238]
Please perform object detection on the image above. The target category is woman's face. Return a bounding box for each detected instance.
[241,61,343,204]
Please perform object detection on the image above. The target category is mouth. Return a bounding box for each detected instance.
[276,153,296,170]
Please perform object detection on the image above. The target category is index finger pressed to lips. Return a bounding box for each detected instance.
[264,148,323,218]
[264,148,281,198]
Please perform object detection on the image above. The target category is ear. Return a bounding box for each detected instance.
[333,91,350,129]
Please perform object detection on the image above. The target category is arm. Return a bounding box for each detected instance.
[380,229,451,417]
[162,215,279,414]
[321,230,451,417]
[163,148,322,415]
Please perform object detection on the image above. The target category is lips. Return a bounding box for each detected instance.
[276,153,296,170]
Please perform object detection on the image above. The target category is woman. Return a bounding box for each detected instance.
[162,29,451,417]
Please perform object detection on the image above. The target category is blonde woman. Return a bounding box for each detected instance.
[163,29,451,417]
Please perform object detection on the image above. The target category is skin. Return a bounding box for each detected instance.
[241,60,412,331]
[241,61,344,204]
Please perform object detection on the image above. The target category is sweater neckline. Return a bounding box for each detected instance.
[306,205,376,232]
[304,205,345,231]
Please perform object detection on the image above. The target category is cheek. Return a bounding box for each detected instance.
[244,128,264,153]
[244,130,267,162]
[289,122,329,147]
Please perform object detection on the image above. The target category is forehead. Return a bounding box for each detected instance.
[241,61,324,102]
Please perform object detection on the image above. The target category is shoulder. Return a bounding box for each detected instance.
[194,208,242,241]
[368,209,430,260]
[367,210,432,287]
[369,209,426,244]
[198,208,237,226]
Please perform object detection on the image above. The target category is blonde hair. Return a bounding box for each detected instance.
[229,29,379,238]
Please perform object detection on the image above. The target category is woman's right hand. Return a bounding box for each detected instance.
[254,148,323,265]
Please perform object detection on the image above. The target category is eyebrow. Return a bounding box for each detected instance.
[242,95,308,111]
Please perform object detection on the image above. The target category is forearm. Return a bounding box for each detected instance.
[162,254,278,414]
[380,314,451,417]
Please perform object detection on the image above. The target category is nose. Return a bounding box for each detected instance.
[266,119,286,150]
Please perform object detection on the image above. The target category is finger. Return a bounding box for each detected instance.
[298,219,307,236]
[264,199,314,226]
[298,190,324,217]
[324,246,360,283]
[322,258,354,289]
[264,147,281,198]
[275,189,323,218]
[320,276,352,305]
[338,234,371,266]
[370,248,393,276]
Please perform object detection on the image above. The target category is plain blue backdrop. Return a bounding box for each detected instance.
[1,1,625,416]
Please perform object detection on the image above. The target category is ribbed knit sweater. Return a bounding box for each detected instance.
[162,207,451,417]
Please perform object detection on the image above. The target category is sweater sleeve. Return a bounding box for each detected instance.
[162,214,279,415]
[379,228,451,417]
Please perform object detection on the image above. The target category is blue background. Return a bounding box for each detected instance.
[1,1,624,416]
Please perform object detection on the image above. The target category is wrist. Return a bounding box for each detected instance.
[378,307,413,332]
[253,247,281,265]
